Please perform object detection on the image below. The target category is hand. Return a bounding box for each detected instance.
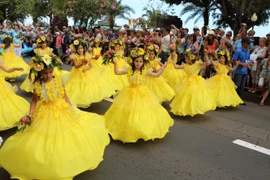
[82,68,87,73]
[236,61,240,65]
[82,60,88,65]
[162,61,168,68]
[95,55,100,59]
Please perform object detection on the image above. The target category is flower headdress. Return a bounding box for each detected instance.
[2,35,13,42]
[91,38,101,47]
[216,50,230,62]
[185,48,196,61]
[147,45,159,55]
[29,55,62,81]
[169,44,176,53]
[127,48,149,64]
[110,39,123,48]
[73,39,88,51]
[36,36,49,46]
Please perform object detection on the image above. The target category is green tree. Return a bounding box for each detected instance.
[142,6,168,28]
[106,0,135,29]
[26,0,50,24]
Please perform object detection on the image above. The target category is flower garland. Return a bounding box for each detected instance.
[1,35,13,41]
[34,77,64,102]
[36,36,49,46]
[147,45,159,55]
[185,48,196,60]
[91,38,101,47]
[110,39,123,48]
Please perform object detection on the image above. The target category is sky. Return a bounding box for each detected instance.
[25,0,270,37]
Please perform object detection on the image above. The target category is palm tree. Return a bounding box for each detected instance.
[107,0,135,29]
[142,6,168,28]
[181,0,215,26]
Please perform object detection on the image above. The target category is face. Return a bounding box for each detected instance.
[149,51,156,60]
[41,68,54,82]
[115,44,120,51]
[226,33,231,39]
[134,57,144,70]
[219,56,226,64]
[77,45,84,54]
[236,34,241,40]
[41,42,47,49]
[259,38,266,46]
[185,56,192,64]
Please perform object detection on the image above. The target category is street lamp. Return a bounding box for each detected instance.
[251,13,258,30]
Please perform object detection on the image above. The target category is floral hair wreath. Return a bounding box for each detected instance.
[36,36,48,45]
[185,48,196,60]
[110,39,123,48]
[147,45,159,54]
[127,48,149,64]
[216,50,230,61]
[2,35,13,41]
[29,55,62,81]
[91,38,101,47]
[73,39,89,50]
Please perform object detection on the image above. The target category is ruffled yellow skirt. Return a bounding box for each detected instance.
[162,64,186,88]
[2,51,29,78]
[170,75,217,116]
[0,99,110,180]
[0,78,29,131]
[65,67,115,108]
[105,85,174,143]
[145,75,175,102]
[207,74,243,107]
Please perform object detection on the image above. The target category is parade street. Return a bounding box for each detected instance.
[0,58,270,180]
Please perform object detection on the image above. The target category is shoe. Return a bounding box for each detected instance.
[251,90,256,93]
[240,102,247,105]
[248,89,252,92]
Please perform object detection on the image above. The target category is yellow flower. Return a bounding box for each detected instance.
[186,48,191,52]
[94,38,100,43]
[30,61,35,68]
[144,54,149,60]
[42,55,52,65]
[41,36,46,41]
[34,63,44,71]
[130,50,137,57]
[74,40,79,45]
[119,41,123,46]
[190,55,195,60]
[37,39,42,44]
[138,48,145,56]
[148,45,154,51]
[219,51,225,56]
[30,72,36,81]
[110,42,115,47]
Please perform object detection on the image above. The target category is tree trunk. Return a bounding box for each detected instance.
[33,16,38,24]
[109,16,114,30]
[203,8,209,26]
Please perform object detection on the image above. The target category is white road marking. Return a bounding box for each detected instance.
[104,98,114,102]
[233,139,270,156]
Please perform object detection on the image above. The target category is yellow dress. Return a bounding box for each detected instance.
[90,47,103,72]
[207,63,243,107]
[105,68,174,143]
[145,58,175,102]
[0,77,110,180]
[162,54,186,88]
[170,61,216,116]
[0,60,29,130]
[1,44,29,78]
[102,51,129,91]
[65,53,115,108]
[20,47,69,92]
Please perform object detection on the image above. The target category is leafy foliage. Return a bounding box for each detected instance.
[142,6,168,28]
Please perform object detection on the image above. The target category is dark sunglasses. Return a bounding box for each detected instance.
[226,34,231,37]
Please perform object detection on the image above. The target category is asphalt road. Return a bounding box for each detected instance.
[0,57,269,180]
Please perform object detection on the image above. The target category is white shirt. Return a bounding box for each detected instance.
[161,34,170,52]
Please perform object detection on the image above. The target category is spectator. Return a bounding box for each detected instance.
[258,52,270,106]
[159,27,171,63]
[55,32,63,57]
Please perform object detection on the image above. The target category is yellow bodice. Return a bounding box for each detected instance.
[184,61,200,76]
[35,47,53,56]
[92,47,101,56]
[74,53,91,70]
[167,54,178,64]
[34,77,64,102]
[128,69,146,85]
[215,63,229,75]
[147,58,160,70]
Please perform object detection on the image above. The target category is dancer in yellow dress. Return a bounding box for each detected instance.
[0,55,109,180]
[0,35,29,80]
[145,45,175,102]
[162,44,186,88]
[0,54,29,131]
[103,39,129,91]
[104,48,174,143]
[65,39,115,108]
[206,51,243,107]
[90,38,103,72]
[20,36,69,92]
[170,49,216,116]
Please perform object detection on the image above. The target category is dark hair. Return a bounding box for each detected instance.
[218,54,229,65]
[3,37,12,49]
[190,34,197,44]
[206,35,215,46]
[29,63,54,83]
